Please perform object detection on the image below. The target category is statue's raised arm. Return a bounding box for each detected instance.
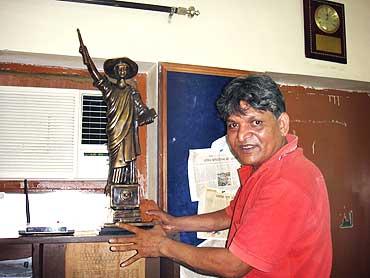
[77,28,102,82]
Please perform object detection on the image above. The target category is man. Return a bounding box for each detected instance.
[109,75,332,277]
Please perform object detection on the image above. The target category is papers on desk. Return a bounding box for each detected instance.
[187,136,241,240]
[18,226,75,236]
[0,257,32,278]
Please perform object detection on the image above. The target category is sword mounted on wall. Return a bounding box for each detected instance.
[58,0,200,21]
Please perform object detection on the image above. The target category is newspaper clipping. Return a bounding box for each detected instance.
[187,136,240,240]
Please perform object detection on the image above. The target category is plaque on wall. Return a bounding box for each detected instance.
[303,0,347,64]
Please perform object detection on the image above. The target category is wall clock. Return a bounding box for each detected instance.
[303,0,347,64]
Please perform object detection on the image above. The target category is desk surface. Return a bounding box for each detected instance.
[0,233,130,245]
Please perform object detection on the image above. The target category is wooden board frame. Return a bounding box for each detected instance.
[158,62,251,212]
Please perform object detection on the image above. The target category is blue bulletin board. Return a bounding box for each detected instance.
[158,63,250,245]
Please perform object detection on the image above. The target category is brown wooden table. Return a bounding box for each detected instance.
[0,234,160,278]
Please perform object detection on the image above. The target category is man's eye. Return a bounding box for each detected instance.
[227,122,238,129]
[252,120,262,126]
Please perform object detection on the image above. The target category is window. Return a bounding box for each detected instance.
[0,86,109,180]
[0,86,78,179]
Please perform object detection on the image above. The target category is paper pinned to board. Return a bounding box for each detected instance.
[197,187,235,240]
[180,239,226,278]
[187,136,241,240]
[188,136,240,202]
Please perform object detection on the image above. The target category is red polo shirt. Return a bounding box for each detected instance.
[226,134,332,277]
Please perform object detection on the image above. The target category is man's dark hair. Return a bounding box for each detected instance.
[216,75,286,120]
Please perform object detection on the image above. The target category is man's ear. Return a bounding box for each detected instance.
[278,112,290,136]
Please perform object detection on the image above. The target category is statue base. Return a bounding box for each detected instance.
[113,208,141,223]
[101,183,158,235]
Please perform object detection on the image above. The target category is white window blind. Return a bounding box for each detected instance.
[0,86,79,179]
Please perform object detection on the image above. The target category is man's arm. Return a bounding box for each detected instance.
[109,223,251,278]
[161,239,252,277]
[148,208,231,233]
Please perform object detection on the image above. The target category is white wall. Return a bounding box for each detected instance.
[1,0,369,233]
[0,191,109,237]
[1,0,369,82]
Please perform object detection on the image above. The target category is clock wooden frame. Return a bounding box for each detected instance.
[303,0,347,64]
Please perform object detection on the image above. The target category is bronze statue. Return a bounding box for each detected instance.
[77,29,157,199]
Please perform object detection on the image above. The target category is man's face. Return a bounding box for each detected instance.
[226,101,289,169]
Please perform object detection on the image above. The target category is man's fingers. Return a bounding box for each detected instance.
[146,209,162,215]
[109,236,136,244]
[110,243,136,252]
[162,225,173,230]
[120,253,142,267]
[116,222,141,233]
[146,210,166,223]
[109,223,150,244]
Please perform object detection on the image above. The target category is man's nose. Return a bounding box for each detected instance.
[237,124,252,142]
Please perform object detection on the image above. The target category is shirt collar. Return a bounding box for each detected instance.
[238,134,298,181]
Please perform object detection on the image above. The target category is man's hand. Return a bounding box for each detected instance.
[109,223,168,267]
[146,209,178,234]
[138,199,178,233]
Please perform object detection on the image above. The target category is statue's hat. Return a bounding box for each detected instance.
[103,57,138,79]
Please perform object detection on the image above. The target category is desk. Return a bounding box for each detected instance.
[0,234,160,278]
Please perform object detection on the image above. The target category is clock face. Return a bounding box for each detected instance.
[314,4,340,34]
